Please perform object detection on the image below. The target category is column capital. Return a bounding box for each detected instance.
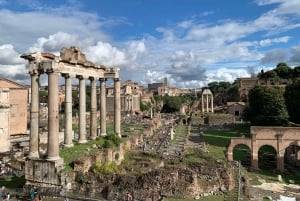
[276,133,284,139]
[114,78,120,82]
[29,69,39,76]
[100,78,107,82]
[76,75,84,80]
[61,73,72,79]
[46,69,55,74]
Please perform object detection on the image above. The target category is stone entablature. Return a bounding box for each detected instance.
[227,126,300,172]
[22,46,122,188]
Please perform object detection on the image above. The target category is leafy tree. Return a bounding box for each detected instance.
[161,96,183,113]
[274,62,292,79]
[140,101,150,111]
[227,83,240,102]
[293,66,300,78]
[265,70,278,79]
[284,80,300,124]
[243,86,289,126]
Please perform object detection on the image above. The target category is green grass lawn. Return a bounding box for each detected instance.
[203,130,242,160]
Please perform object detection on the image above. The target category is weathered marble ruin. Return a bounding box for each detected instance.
[21,46,121,188]
[201,88,214,113]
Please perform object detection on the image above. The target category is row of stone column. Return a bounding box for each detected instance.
[28,71,121,161]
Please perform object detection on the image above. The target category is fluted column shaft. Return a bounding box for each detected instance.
[64,74,73,147]
[90,77,97,140]
[29,71,40,158]
[47,72,60,160]
[114,78,121,137]
[100,78,106,136]
[78,76,87,143]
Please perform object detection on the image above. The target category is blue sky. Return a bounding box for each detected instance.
[0,0,300,88]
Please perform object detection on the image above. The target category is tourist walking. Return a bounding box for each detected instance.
[29,186,35,201]
[6,192,10,201]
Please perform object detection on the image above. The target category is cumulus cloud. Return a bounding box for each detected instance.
[0,7,112,52]
[166,51,206,82]
[28,32,85,53]
[1,0,300,88]
[85,41,127,67]
[260,49,289,64]
[0,44,24,65]
[290,45,300,64]
[206,68,250,83]
[0,44,28,83]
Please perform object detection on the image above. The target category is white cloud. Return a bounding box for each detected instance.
[0,8,112,52]
[206,68,250,84]
[290,45,300,64]
[28,32,82,53]
[260,49,289,64]
[1,0,300,89]
[85,41,127,67]
[0,44,24,65]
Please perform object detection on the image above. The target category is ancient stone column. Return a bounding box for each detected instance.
[63,74,73,147]
[28,71,40,158]
[100,78,106,136]
[90,77,97,140]
[78,76,87,143]
[206,94,209,112]
[251,133,259,170]
[47,71,60,161]
[114,78,121,137]
[211,95,214,113]
[276,133,284,172]
[201,95,204,113]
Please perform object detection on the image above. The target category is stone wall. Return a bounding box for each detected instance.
[73,134,143,173]
[206,113,234,126]
[0,78,28,135]
[25,158,65,188]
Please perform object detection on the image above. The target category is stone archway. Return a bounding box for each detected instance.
[232,144,251,167]
[258,145,277,170]
[284,143,300,173]
[228,126,300,173]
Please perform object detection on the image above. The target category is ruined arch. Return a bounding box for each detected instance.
[258,145,277,170]
[284,143,300,172]
[228,126,300,173]
[232,144,251,167]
